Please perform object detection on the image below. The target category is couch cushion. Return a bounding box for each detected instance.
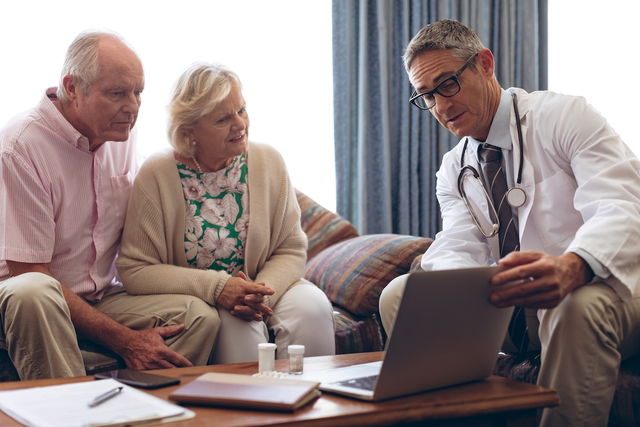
[304,234,432,316]
[332,306,384,354]
[296,190,359,259]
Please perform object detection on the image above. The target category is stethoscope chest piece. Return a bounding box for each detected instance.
[506,187,526,208]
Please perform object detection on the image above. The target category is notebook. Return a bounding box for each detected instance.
[305,266,513,401]
[169,372,320,412]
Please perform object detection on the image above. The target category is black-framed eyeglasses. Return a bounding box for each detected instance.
[409,53,478,110]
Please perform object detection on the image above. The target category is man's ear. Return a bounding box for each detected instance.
[61,74,78,101]
[476,48,495,77]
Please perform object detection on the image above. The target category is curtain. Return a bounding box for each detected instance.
[332,0,548,236]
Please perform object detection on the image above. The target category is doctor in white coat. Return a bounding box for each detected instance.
[379,19,640,427]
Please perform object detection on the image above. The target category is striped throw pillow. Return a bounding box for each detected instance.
[304,234,432,316]
[296,190,359,259]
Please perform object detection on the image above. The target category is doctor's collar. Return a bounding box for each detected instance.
[482,90,512,148]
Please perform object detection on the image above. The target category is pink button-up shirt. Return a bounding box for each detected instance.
[0,88,137,300]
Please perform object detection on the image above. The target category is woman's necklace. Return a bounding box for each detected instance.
[190,155,234,173]
[191,156,204,174]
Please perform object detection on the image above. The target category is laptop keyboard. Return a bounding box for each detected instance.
[335,374,379,390]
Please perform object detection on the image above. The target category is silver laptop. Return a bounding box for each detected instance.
[301,266,513,401]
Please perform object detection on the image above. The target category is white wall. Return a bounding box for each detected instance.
[0,0,336,210]
[548,0,639,155]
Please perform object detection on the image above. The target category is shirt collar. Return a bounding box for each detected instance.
[469,89,512,161]
[485,89,513,150]
[40,87,91,152]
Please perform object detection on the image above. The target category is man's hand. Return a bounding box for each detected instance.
[115,324,193,370]
[490,250,594,309]
[218,271,274,322]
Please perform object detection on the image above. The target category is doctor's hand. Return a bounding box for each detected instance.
[489,250,594,309]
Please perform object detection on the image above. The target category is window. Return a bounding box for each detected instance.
[548,0,639,155]
[0,0,336,210]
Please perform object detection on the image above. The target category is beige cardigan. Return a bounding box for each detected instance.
[116,142,308,308]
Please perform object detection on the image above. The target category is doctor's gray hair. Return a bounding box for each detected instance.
[57,30,130,103]
[168,63,241,157]
[403,19,485,71]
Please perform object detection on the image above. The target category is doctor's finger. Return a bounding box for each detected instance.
[490,277,555,303]
[491,265,541,286]
[490,282,560,308]
[498,250,545,267]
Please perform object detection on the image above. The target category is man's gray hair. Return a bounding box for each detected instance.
[403,19,485,71]
[168,63,241,157]
[56,31,127,103]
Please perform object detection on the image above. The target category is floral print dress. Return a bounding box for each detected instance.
[177,154,249,274]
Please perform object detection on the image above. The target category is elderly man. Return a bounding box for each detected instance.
[0,31,219,379]
[379,19,640,426]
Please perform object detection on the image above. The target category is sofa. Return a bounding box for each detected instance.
[1,190,638,425]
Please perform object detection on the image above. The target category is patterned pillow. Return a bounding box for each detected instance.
[304,234,433,316]
[296,190,359,259]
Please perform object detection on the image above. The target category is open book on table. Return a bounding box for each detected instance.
[169,372,321,412]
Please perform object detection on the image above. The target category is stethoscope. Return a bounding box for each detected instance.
[456,92,527,238]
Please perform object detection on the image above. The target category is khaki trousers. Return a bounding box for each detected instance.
[379,274,640,427]
[0,272,220,380]
[537,282,640,427]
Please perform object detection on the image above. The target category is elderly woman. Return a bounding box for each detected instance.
[116,63,335,363]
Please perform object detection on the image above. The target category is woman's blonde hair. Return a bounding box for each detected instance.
[168,63,241,156]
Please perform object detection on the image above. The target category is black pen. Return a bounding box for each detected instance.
[88,386,123,408]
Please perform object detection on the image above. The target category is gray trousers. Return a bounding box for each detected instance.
[0,272,220,379]
[379,273,640,427]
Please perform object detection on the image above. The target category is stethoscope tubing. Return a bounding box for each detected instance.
[456,91,527,237]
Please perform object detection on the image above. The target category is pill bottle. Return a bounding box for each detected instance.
[258,343,277,374]
[288,344,305,375]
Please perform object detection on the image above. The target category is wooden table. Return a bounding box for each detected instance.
[0,352,558,426]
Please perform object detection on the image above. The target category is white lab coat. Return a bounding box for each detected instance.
[421,88,640,299]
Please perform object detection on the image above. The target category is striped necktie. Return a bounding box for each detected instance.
[477,144,519,256]
[478,143,529,354]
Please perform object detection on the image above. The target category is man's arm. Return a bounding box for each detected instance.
[7,261,193,370]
